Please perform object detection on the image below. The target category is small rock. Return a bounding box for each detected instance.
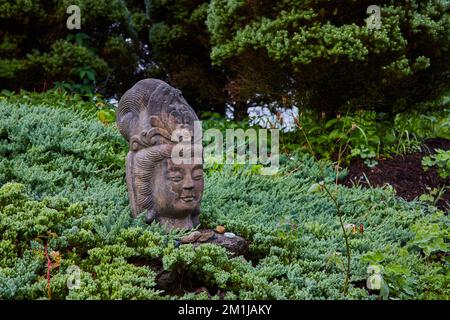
[180,231,201,243]
[215,225,226,234]
[224,232,236,238]
[198,230,215,242]
[192,229,248,256]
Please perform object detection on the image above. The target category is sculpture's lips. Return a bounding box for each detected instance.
[181,196,195,202]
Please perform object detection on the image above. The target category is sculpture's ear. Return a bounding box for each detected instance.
[150,116,165,129]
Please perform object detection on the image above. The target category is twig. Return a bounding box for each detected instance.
[44,242,52,300]
[294,116,353,294]
[323,184,351,294]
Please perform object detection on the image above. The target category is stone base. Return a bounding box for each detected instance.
[180,229,248,256]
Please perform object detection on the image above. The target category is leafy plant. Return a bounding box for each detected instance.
[422,149,450,179]
[408,212,450,259]
[286,109,422,166]
[419,186,448,207]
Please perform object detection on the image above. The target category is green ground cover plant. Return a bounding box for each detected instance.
[422,149,450,179]
[3,89,449,165]
[0,99,448,300]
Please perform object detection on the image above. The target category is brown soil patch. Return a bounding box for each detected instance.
[342,138,450,210]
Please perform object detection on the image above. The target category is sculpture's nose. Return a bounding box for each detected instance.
[183,174,194,189]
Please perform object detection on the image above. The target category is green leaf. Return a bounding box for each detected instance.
[307,183,321,193]
[86,71,95,81]
[325,118,338,128]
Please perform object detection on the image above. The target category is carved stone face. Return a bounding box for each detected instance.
[117,78,204,231]
[152,157,204,222]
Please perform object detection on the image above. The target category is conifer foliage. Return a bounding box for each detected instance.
[0,100,448,299]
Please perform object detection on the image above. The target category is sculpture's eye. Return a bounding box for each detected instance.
[169,175,183,182]
[192,169,203,181]
[193,173,203,181]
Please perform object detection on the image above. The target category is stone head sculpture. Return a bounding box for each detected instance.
[117,79,204,230]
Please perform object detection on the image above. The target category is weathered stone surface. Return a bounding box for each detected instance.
[180,231,202,244]
[190,229,249,256]
[198,229,215,242]
[224,232,236,238]
[116,79,204,231]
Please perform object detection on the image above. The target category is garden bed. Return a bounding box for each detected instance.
[342,139,450,210]
[0,101,448,300]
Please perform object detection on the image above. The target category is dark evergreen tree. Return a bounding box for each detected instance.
[145,0,227,114]
[206,0,450,115]
[0,0,152,97]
